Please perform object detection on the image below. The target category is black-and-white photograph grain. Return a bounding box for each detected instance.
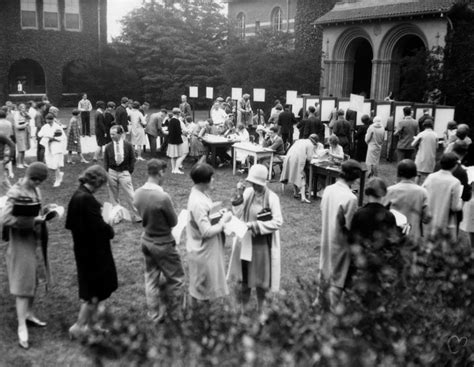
[0,0,473,366]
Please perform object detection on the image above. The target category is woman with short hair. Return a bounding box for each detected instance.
[66,165,117,339]
[38,112,66,187]
[185,163,232,303]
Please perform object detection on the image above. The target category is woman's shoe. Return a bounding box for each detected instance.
[18,326,29,349]
[80,159,89,164]
[301,198,311,204]
[68,323,90,340]
[26,316,47,327]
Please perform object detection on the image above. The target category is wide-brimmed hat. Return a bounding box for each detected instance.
[246,164,268,186]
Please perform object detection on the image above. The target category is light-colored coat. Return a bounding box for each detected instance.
[365,121,385,166]
[227,187,283,292]
[280,139,315,188]
[186,187,229,300]
[3,182,44,297]
[422,170,462,236]
[384,180,430,241]
[413,128,438,173]
[319,180,358,288]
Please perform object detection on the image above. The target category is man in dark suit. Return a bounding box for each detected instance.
[104,125,141,222]
[277,104,297,145]
[303,106,325,141]
[114,97,130,134]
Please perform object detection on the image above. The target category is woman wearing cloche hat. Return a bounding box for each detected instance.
[227,164,283,318]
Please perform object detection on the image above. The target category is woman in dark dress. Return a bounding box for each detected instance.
[65,165,117,339]
[354,114,371,162]
[93,101,108,161]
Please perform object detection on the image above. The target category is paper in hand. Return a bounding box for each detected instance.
[172,209,189,246]
[224,215,248,239]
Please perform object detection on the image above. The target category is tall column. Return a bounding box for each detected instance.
[333,61,346,98]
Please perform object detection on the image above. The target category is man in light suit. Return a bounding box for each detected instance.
[104,125,141,222]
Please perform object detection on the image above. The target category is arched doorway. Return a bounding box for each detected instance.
[343,37,373,97]
[8,59,45,94]
[390,35,426,101]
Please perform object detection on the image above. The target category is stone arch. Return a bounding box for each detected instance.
[332,27,374,97]
[8,58,46,94]
[378,23,428,60]
[333,27,373,60]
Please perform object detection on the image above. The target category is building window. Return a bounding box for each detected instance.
[43,0,59,30]
[65,0,81,31]
[237,12,245,39]
[20,0,37,29]
[271,7,283,32]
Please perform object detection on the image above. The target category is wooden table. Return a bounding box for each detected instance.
[232,142,274,180]
[308,161,367,206]
[201,135,236,168]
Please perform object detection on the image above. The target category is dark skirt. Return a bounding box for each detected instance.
[241,234,271,290]
[72,233,118,302]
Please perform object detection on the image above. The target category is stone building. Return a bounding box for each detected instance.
[315,0,456,100]
[225,0,297,38]
[0,0,107,105]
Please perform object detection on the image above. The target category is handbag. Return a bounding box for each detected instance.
[12,196,41,217]
[256,190,273,221]
[256,208,272,221]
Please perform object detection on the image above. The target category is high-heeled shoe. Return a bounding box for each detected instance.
[18,326,29,349]
[26,316,47,327]
[301,198,311,204]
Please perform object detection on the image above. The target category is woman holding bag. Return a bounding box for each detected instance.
[227,164,283,317]
[2,162,49,349]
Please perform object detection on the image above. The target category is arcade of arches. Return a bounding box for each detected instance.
[320,20,448,100]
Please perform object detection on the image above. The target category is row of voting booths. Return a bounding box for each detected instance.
[291,94,455,161]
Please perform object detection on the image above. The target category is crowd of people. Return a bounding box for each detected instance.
[1,92,473,351]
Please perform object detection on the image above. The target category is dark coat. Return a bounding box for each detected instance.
[95,111,109,146]
[104,140,136,173]
[115,105,129,133]
[65,185,117,302]
[303,115,325,140]
[277,110,296,134]
[354,124,369,162]
[168,117,183,145]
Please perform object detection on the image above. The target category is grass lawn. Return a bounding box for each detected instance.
[0,117,400,365]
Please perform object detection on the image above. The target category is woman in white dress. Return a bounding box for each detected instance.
[38,113,66,187]
[129,101,146,161]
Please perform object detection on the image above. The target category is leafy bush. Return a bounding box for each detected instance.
[83,235,474,366]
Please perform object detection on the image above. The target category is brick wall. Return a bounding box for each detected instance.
[0,0,107,105]
[227,0,297,36]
